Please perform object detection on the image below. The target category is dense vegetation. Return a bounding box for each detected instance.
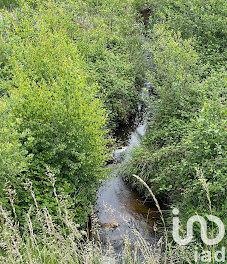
[122,0,227,249]
[0,0,226,262]
[0,0,18,9]
[0,0,145,226]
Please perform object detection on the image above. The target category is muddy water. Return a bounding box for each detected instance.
[96,172,160,252]
[95,82,160,253]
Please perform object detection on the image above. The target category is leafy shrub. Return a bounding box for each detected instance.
[0,0,109,225]
[1,0,146,127]
[122,23,203,195]
[144,24,204,146]
[122,25,227,245]
[147,0,227,67]
[67,0,145,126]
[0,103,29,209]
[179,71,227,225]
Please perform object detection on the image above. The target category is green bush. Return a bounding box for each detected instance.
[122,25,227,245]
[0,0,109,225]
[1,0,145,127]
[179,71,226,222]
[67,0,145,126]
[0,0,148,226]
[0,103,29,209]
[122,23,203,195]
[147,0,227,67]
[144,24,204,146]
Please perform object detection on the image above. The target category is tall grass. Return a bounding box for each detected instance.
[0,175,195,264]
[132,173,225,264]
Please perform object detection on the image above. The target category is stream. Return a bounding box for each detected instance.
[95,79,161,257]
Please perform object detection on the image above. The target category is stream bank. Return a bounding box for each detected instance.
[94,79,163,256]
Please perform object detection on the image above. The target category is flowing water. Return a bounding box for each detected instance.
[95,80,161,255]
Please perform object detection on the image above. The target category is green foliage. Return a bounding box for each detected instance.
[180,71,226,220]
[122,25,227,244]
[133,0,153,10]
[0,0,18,9]
[0,34,11,97]
[0,0,148,225]
[122,24,202,192]
[1,0,145,127]
[0,0,109,225]
[67,0,145,126]
[147,0,227,67]
[144,24,204,146]
[0,102,29,209]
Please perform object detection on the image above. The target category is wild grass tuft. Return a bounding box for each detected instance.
[0,178,195,264]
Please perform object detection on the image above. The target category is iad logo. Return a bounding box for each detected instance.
[172,208,225,246]
[172,208,226,263]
